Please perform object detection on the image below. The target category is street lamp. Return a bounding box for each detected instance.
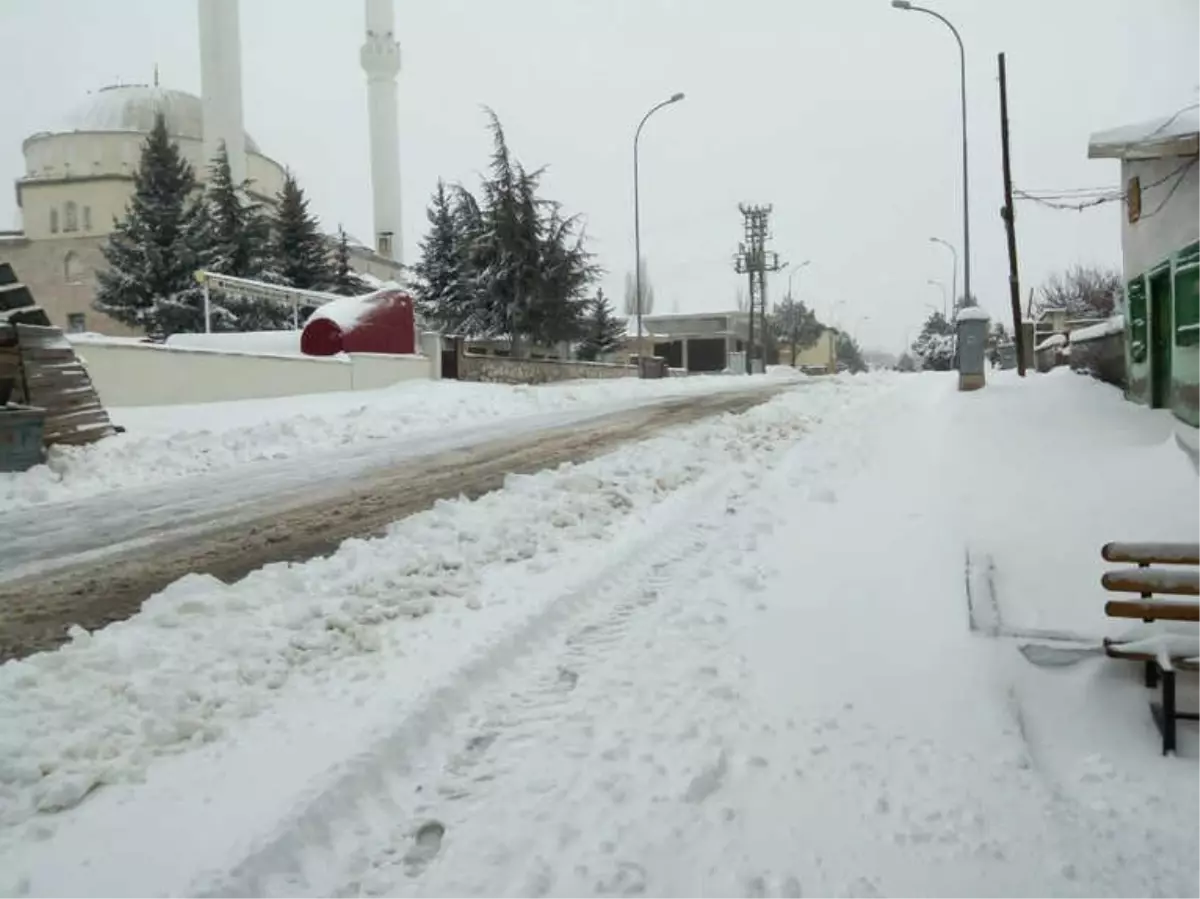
[786,259,811,302]
[633,91,685,372]
[892,1,971,313]
[927,278,948,318]
[929,236,958,313]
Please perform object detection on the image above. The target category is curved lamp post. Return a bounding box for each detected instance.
[927,278,948,318]
[786,259,811,302]
[929,236,958,313]
[633,92,685,369]
[893,0,971,311]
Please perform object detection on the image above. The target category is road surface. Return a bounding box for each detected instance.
[0,386,783,661]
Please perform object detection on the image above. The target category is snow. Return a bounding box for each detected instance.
[164,330,304,355]
[1,369,1197,897]
[0,374,790,511]
[306,291,386,331]
[1036,332,1067,350]
[1069,314,1125,344]
[1089,108,1200,157]
[953,305,991,323]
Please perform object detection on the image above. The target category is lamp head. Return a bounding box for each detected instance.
[891,0,913,8]
[670,92,685,103]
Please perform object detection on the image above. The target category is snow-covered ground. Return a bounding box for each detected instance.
[1,369,1196,897]
[1,372,792,511]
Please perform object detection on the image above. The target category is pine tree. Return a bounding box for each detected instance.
[836,332,867,373]
[911,310,956,371]
[331,227,370,296]
[412,179,476,332]
[272,171,330,290]
[577,288,627,361]
[94,113,209,334]
[771,296,822,366]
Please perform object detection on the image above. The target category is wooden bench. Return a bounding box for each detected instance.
[1101,541,1199,755]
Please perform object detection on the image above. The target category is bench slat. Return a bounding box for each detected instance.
[1102,568,1199,596]
[1102,541,1200,565]
[1105,599,1200,622]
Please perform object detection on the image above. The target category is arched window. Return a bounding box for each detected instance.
[49,208,59,234]
[64,251,85,284]
[82,205,92,231]
[64,201,78,233]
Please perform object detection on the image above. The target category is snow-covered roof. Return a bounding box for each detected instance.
[1069,315,1125,344]
[1036,333,1067,350]
[40,84,262,154]
[1088,108,1200,160]
[954,305,991,323]
[306,291,391,331]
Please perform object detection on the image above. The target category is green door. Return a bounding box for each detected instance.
[1149,267,1173,409]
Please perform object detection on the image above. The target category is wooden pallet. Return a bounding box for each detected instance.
[2,323,117,447]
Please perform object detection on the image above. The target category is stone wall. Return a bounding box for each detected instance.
[1068,331,1126,388]
[458,352,637,385]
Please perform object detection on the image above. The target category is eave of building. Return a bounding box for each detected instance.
[1087,132,1200,160]
[15,172,278,208]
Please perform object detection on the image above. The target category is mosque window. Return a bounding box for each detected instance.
[64,251,85,284]
[67,313,87,333]
[50,208,59,234]
[64,201,79,232]
[82,205,92,231]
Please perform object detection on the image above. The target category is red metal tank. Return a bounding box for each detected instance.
[301,289,416,356]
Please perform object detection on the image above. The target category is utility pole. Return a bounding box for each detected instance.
[732,204,782,374]
[998,51,1026,376]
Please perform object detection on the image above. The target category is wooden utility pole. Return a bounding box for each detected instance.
[998,51,1026,376]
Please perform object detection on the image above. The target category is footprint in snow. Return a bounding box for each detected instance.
[403,820,445,875]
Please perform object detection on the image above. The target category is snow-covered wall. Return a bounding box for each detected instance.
[71,339,435,407]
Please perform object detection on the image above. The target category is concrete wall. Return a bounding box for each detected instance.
[1068,331,1126,388]
[1121,156,1200,278]
[71,339,434,407]
[458,352,637,385]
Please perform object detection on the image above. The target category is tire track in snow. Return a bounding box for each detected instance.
[193,470,744,898]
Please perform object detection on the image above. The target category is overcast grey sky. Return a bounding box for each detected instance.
[1,0,1196,350]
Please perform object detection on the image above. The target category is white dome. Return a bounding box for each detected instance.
[56,84,261,154]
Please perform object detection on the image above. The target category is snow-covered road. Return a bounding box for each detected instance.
[1,371,1196,897]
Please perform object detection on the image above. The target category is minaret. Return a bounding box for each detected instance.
[197,0,247,185]
[360,0,403,264]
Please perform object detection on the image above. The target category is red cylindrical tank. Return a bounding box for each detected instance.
[301,289,416,356]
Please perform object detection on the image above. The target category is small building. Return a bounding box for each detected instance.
[631,311,751,373]
[782,327,839,374]
[1088,109,1199,427]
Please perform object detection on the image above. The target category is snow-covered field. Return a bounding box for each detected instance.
[1,369,1197,897]
[1,372,791,510]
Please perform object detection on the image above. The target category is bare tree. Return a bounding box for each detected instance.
[622,259,655,316]
[1036,265,1121,319]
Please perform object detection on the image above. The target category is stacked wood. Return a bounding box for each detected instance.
[4,324,117,447]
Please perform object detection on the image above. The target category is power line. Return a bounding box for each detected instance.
[1014,156,1197,211]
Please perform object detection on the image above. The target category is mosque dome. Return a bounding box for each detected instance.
[54,84,261,154]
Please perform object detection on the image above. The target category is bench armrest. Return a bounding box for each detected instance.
[1102,568,1200,597]
[1105,599,1200,622]
[1102,541,1200,566]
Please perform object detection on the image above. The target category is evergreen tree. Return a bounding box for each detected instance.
[771,296,823,366]
[836,332,868,373]
[412,180,476,331]
[204,142,273,279]
[911,310,956,371]
[468,108,593,354]
[94,113,209,334]
[272,171,330,290]
[577,288,626,361]
[331,227,370,296]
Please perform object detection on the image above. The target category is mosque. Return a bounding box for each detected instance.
[0,0,405,336]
